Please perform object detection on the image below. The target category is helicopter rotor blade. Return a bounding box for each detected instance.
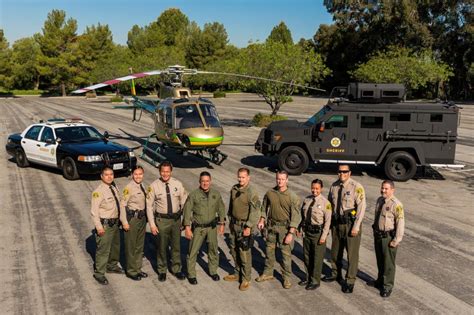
[72,70,163,94]
[195,70,326,92]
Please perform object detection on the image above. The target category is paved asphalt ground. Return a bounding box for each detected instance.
[1,94,473,314]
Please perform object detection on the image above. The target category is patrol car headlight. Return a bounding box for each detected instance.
[7,138,12,144]
[78,155,102,162]
[128,151,135,157]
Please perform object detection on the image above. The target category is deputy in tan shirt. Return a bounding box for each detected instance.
[299,179,332,290]
[90,166,124,285]
[323,164,366,293]
[146,161,188,281]
[120,165,148,281]
[372,179,405,298]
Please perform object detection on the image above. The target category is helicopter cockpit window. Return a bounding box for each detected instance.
[175,105,202,129]
[199,104,221,128]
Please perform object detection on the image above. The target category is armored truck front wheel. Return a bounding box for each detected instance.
[278,146,309,175]
[384,151,417,182]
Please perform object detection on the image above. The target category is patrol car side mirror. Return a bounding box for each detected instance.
[103,131,109,139]
[319,122,325,132]
[56,137,62,143]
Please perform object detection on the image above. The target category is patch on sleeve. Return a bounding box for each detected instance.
[326,203,332,211]
[395,205,404,218]
[92,192,100,199]
[123,188,129,196]
[146,186,152,199]
[356,187,364,195]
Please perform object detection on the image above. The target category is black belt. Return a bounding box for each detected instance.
[155,211,182,220]
[192,218,217,228]
[373,227,395,238]
[126,208,146,220]
[230,217,249,226]
[267,219,289,227]
[100,218,119,227]
[303,223,323,234]
[335,208,356,224]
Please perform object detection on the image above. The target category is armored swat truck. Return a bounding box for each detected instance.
[254,83,462,181]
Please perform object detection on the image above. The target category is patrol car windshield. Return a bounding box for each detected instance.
[54,126,103,142]
[175,104,221,129]
[304,106,330,126]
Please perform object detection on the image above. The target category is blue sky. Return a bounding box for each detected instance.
[0,0,333,47]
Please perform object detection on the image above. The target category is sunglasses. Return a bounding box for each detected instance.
[338,170,350,174]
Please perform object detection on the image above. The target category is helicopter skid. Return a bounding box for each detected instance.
[193,148,228,165]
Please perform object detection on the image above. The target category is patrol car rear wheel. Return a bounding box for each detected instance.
[62,157,79,180]
[278,146,309,175]
[15,149,29,168]
[384,151,417,182]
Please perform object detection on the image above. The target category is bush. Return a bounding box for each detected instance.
[110,96,123,103]
[0,89,44,96]
[213,91,226,98]
[252,113,287,127]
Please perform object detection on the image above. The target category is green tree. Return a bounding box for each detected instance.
[351,46,453,96]
[185,22,229,69]
[156,8,189,47]
[231,41,330,116]
[267,21,293,44]
[35,10,78,96]
[11,37,42,90]
[0,30,13,89]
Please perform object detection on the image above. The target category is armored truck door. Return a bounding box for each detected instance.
[316,114,357,160]
[354,114,385,161]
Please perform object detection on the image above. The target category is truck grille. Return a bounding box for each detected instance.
[102,151,129,164]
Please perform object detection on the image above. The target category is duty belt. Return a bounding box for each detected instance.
[303,223,323,234]
[192,218,217,228]
[155,211,182,220]
[230,217,248,226]
[126,208,146,220]
[100,218,119,227]
[335,208,356,224]
[267,219,289,227]
[373,227,396,238]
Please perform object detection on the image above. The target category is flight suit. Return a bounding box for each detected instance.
[120,180,147,277]
[373,195,405,291]
[227,184,261,282]
[183,188,225,279]
[327,178,366,285]
[91,182,123,279]
[300,194,332,285]
[146,177,188,275]
[260,187,301,281]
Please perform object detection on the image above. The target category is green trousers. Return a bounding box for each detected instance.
[228,223,253,282]
[374,235,398,291]
[303,230,326,285]
[330,223,361,285]
[187,226,218,278]
[156,217,182,274]
[262,225,294,281]
[124,217,146,276]
[94,223,120,278]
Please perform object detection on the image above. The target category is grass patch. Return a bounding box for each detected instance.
[0,89,44,96]
[110,96,124,103]
[213,91,226,98]
[252,112,288,127]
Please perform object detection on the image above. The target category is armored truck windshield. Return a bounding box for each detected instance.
[304,105,330,126]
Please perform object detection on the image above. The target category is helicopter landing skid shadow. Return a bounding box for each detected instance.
[115,128,213,169]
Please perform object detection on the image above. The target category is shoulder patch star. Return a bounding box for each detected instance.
[123,188,129,196]
[92,192,100,199]
[395,205,404,218]
[356,187,364,195]
[326,203,332,211]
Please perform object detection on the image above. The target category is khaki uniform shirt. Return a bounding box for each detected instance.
[91,182,122,230]
[146,177,188,229]
[120,180,147,225]
[375,196,405,246]
[328,178,366,230]
[261,187,301,229]
[301,194,332,240]
[228,184,261,228]
[183,188,225,226]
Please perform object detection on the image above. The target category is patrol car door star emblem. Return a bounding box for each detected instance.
[331,137,341,148]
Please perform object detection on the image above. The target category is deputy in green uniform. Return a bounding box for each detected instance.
[183,171,225,285]
[91,166,124,285]
[372,180,405,298]
[323,164,366,294]
[224,167,261,291]
[298,179,332,290]
[146,161,188,282]
[255,170,301,289]
[120,165,148,281]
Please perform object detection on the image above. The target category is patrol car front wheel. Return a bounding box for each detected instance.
[278,146,309,175]
[384,151,417,182]
[62,157,80,180]
[15,149,29,168]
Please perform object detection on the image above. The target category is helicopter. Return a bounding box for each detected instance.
[72,65,324,166]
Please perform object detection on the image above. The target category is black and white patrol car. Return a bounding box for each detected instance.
[6,118,137,180]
